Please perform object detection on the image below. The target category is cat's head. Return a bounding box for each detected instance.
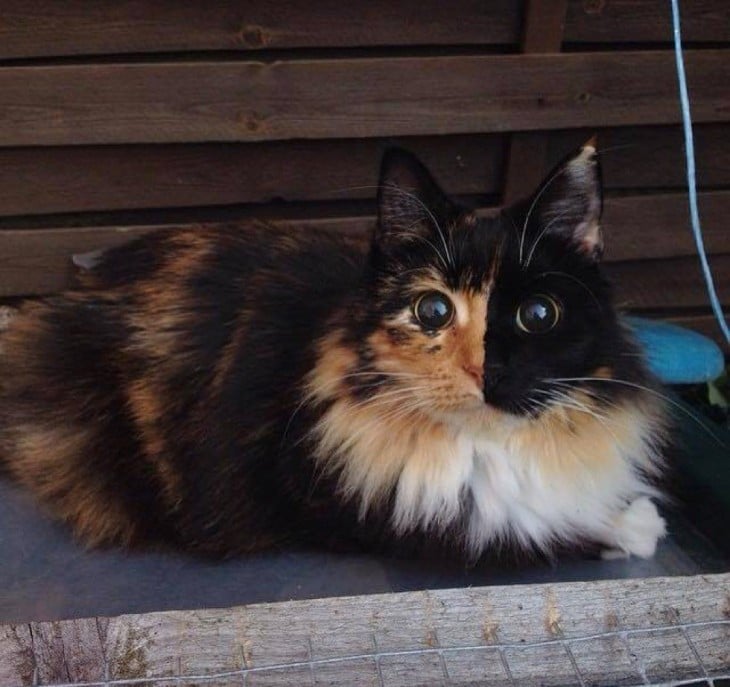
[341,142,651,425]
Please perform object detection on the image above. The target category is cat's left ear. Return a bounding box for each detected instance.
[376,147,456,248]
[530,138,604,260]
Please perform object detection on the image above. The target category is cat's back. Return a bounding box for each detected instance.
[83,222,366,301]
[0,223,368,550]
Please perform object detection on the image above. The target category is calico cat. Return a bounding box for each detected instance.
[0,142,667,560]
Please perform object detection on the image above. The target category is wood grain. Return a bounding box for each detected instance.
[600,190,729,262]
[548,123,730,190]
[0,134,507,216]
[0,51,727,146]
[503,0,568,204]
[0,190,727,298]
[565,0,730,44]
[0,0,522,59]
[0,1,726,60]
[0,574,726,686]
[1,124,728,217]
[607,255,730,310]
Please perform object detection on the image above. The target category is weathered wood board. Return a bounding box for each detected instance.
[1,188,728,298]
[0,51,727,146]
[2,124,730,217]
[0,0,726,59]
[0,574,727,686]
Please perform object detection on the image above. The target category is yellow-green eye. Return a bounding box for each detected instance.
[414,291,454,330]
[516,294,562,334]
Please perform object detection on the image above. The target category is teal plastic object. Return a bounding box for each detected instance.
[624,316,725,385]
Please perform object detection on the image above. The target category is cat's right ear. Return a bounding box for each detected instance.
[375,148,455,248]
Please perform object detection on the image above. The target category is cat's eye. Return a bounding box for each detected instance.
[516,294,562,334]
[414,291,454,330]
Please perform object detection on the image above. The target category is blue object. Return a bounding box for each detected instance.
[670,0,730,344]
[624,316,725,385]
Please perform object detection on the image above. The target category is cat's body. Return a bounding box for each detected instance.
[0,144,668,560]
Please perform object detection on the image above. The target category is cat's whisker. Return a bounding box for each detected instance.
[518,166,569,266]
[383,183,454,268]
[344,385,431,413]
[523,206,579,270]
[533,387,622,444]
[543,376,726,448]
[391,228,450,271]
[328,398,430,459]
[547,381,623,414]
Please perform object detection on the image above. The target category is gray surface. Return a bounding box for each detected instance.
[1,479,727,624]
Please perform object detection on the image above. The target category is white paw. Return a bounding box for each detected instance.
[601,497,666,560]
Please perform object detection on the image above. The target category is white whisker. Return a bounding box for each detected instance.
[543,376,726,447]
[383,183,454,268]
[518,166,568,266]
[523,206,579,269]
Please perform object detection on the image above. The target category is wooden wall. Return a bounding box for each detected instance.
[0,0,728,346]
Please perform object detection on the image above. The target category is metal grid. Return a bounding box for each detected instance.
[29,618,730,687]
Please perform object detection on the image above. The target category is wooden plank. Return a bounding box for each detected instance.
[565,0,730,44]
[0,51,727,146]
[607,255,730,310]
[0,0,522,59]
[0,219,373,297]
[0,135,506,216]
[520,0,568,54]
[548,123,730,190]
[0,575,726,686]
[0,1,725,60]
[601,190,729,262]
[503,0,568,204]
[0,190,727,297]
[1,124,728,216]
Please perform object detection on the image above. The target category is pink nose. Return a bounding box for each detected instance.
[463,363,484,388]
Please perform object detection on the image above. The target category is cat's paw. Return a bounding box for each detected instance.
[601,497,666,560]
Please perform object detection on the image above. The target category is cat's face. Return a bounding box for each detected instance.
[350,143,646,424]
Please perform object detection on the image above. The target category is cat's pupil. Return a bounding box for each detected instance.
[414,292,454,329]
[516,295,561,334]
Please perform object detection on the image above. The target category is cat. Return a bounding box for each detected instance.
[0,141,668,560]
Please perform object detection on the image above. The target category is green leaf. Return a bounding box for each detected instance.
[707,380,729,409]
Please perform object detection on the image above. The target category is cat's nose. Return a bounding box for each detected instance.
[462,363,484,388]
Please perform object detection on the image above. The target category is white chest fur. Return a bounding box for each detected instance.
[393,406,664,556]
[314,397,665,558]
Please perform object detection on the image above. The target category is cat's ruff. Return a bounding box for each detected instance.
[309,342,666,558]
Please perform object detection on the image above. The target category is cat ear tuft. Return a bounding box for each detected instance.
[531,138,604,260]
[376,147,454,247]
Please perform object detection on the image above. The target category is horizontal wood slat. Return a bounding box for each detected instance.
[0,1,522,60]
[0,51,727,147]
[607,255,729,310]
[1,575,728,685]
[0,190,727,298]
[548,123,730,190]
[600,190,729,262]
[0,135,507,216]
[2,124,729,217]
[0,1,726,60]
[564,0,730,45]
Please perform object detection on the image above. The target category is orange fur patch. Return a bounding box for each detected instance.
[126,380,183,510]
[6,422,138,547]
